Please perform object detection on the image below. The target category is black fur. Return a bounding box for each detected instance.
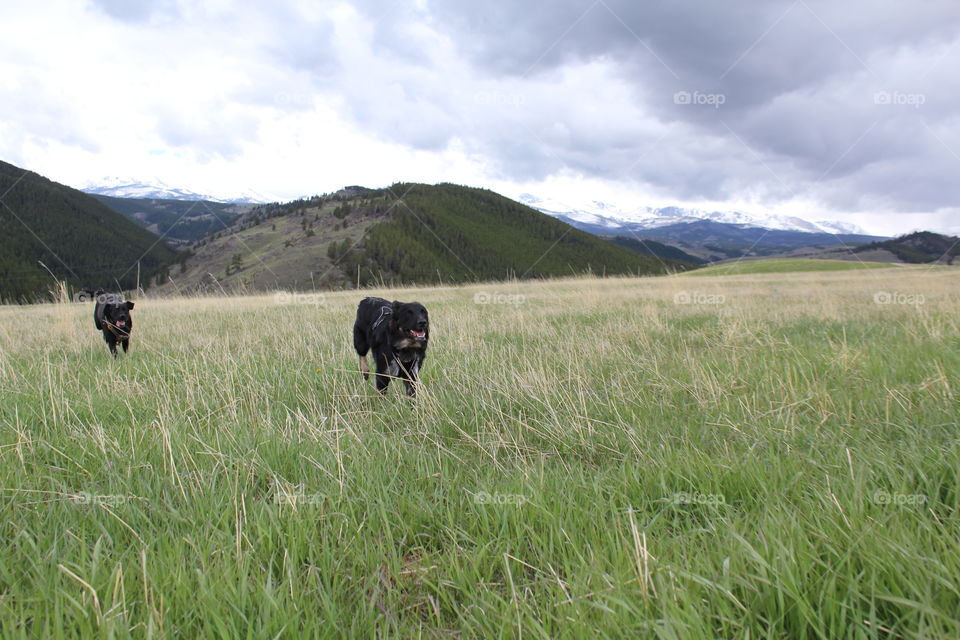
[93,291,135,357]
[353,297,429,396]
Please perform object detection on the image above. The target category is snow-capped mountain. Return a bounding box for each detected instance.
[81,177,272,204]
[518,194,867,236]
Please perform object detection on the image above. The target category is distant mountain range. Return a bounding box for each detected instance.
[519,194,886,261]
[520,194,868,235]
[81,177,273,204]
[89,194,252,246]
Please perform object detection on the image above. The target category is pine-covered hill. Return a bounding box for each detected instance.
[151,182,696,295]
[343,183,692,284]
[853,231,959,264]
[0,160,180,302]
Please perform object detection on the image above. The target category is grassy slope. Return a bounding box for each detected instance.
[1,268,959,637]
[158,199,381,294]
[686,257,897,276]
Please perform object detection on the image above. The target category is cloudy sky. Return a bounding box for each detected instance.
[2,0,959,235]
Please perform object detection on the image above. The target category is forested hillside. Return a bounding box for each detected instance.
[336,183,688,285]
[854,231,959,264]
[0,160,179,302]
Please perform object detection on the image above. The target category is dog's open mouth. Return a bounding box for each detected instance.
[408,329,426,340]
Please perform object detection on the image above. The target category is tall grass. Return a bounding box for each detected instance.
[1,267,958,638]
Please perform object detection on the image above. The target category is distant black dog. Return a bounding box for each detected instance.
[353,297,429,396]
[93,291,135,357]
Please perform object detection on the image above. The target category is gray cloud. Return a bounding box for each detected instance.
[332,0,960,216]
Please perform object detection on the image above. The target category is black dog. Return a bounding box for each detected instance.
[353,297,429,396]
[93,291,135,357]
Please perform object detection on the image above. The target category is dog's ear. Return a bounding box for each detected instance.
[126,301,135,310]
[392,300,401,314]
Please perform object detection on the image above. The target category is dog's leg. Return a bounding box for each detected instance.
[374,351,395,394]
[354,322,371,380]
[105,332,118,358]
[121,339,130,353]
[400,359,420,397]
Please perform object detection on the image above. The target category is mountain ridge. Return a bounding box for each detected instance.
[519,194,870,235]
[81,177,274,204]
[90,194,253,247]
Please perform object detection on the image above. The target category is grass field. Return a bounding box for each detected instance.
[1,267,959,638]
[686,258,896,277]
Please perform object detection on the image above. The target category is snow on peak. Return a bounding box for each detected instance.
[81,178,273,204]
[522,195,866,235]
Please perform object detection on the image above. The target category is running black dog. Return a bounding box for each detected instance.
[93,291,135,357]
[353,297,429,396]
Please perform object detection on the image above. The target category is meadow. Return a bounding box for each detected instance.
[1,265,958,638]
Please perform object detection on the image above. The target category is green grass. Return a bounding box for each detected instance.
[686,258,896,276]
[1,268,959,638]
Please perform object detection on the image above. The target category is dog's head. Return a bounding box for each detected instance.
[100,294,135,334]
[391,300,429,343]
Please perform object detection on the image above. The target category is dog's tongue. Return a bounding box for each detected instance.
[411,330,425,339]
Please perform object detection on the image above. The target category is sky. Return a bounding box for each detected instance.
[1,0,959,236]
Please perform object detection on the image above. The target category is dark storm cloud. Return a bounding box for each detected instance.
[420,0,959,109]
[340,0,960,214]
